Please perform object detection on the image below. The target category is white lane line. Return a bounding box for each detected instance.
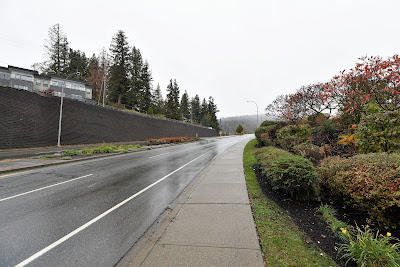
[15,151,213,267]
[148,152,170,159]
[0,174,93,203]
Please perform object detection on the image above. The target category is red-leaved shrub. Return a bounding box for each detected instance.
[318,153,400,228]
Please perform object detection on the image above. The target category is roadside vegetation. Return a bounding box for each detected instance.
[250,55,400,266]
[31,137,199,160]
[244,139,336,266]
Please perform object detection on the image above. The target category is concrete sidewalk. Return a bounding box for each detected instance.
[121,138,264,267]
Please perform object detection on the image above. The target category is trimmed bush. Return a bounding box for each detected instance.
[276,124,312,151]
[260,120,279,127]
[255,146,293,165]
[292,143,324,166]
[318,153,400,228]
[356,110,400,153]
[255,146,319,200]
[255,126,272,146]
[255,124,284,147]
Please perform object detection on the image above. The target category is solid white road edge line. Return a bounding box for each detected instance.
[0,174,93,203]
[15,137,243,267]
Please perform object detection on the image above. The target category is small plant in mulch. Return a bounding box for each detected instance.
[339,225,400,267]
[63,150,80,156]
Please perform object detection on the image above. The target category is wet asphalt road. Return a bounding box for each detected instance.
[0,136,248,267]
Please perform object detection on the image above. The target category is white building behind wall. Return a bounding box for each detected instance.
[0,65,93,100]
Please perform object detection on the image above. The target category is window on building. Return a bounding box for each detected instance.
[86,89,91,94]
[13,84,28,90]
[43,80,49,87]
[51,80,58,86]
[36,79,42,86]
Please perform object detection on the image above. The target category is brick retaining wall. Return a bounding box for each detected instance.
[0,86,218,149]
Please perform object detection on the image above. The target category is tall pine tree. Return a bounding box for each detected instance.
[128,46,142,110]
[200,98,210,126]
[37,23,70,75]
[207,96,220,131]
[190,94,201,123]
[67,48,89,80]
[180,90,191,122]
[165,79,181,120]
[152,83,164,115]
[139,60,153,113]
[108,30,130,105]
[128,47,153,112]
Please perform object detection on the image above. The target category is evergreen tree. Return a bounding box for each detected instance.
[108,30,130,105]
[180,90,191,122]
[128,47,153,112]
[152,83,164,115]
[67,48,89,80]
[190,94,201,123]
[128,46,143,110]
[200,98,210,126]
[165,79,181,120]
[139,60,153,113]
[40,23,70,75]
[207,96,220,131]
[236,124,244,134]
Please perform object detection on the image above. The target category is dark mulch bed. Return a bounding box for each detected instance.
[253,164,358,267]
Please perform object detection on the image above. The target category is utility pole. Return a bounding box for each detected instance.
[57,72,80,147]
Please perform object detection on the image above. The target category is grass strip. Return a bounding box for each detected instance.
[243,139,336,266]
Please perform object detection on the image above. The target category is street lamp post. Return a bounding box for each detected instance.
[247,100,259,127]
[57,72,80,147]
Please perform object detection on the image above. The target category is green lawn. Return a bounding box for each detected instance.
[243,139,336,266]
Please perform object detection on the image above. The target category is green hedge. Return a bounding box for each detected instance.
[276,124,312,151]
[260,120,279,127]
[255,146,319,200]
[318,153,400,228]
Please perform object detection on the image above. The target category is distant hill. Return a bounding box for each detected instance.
[220,114,275,134]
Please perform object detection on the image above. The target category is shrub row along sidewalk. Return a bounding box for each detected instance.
[243,139,336,266]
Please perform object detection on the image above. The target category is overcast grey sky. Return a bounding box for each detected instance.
[1,0,399,118]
